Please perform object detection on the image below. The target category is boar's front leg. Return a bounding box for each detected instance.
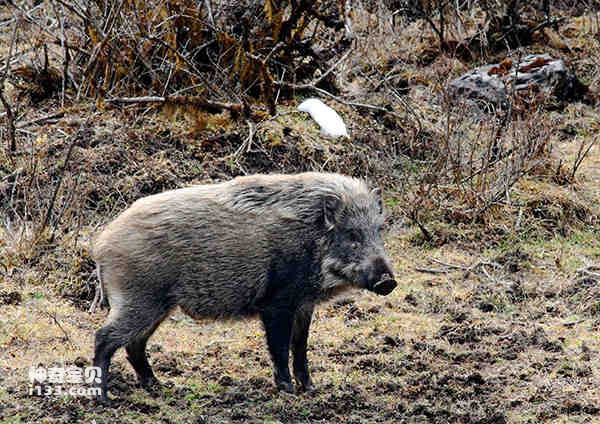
[291,303,314,392]
[261,306,295,393]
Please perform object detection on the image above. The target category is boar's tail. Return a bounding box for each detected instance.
[89,263,108,313]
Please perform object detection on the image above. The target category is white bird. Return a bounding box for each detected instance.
[297,98,349,139]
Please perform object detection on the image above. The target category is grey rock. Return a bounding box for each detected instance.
[448,54,586,110]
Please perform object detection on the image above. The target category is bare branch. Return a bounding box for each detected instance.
[39,105,96,236]
[16,111,66,128]
[274,48,354,90]
[105,96,246,115]
[571,136,597,179]
[1,19,18,153]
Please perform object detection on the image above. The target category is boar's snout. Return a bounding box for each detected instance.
[363,256,397,296]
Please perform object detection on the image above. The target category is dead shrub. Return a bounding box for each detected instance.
[390,105,556,242]
[7,0,352,112]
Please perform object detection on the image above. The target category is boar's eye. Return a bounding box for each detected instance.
[346,229,362,244]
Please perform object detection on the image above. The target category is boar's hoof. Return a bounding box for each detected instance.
[297,380,314,393]
[276,380,295,394]
[139,373,160,388]
[140,375,161,390]
[294,372,314,392]
[95,393,112,406]
[371,277,397,296]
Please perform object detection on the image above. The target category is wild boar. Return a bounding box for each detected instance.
[92,172,396,401]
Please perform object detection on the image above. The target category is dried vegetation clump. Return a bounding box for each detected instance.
[8,0,353,109]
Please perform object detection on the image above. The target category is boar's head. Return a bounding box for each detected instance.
[320,187,396,296]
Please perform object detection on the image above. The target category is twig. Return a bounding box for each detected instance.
[262,41,285,65]
[1,167,22,182]
[53,0,89,23]
[354,59,423,134]
[311,86,404,120]
[529,16,566,35]
[51,0,69,107]
[40,142,77,235]
[203,0,214,26]
[0,93,15,152]
[577,265,600,279]
[414,267,450,274]
[479,264,496,282]
[105,95,245,115]
[1,20,18,152]
[51,172,80,232]
[412,214,433,243]
[202,131,239,145]
[430,258,470,270]
[10,1,91,56]
[571,136,597,180]
[416,257,502,275]
[225,122,255,175]
[343,0,353,38]
[42,309,75,347]
[274,47,354,90]
[39,106,95,236]
[143,36,222,97]
[16,111,65,128]
[88,267,102,313]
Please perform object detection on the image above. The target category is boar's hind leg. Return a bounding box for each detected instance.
[94,303,172,401]
[291,304,314,391]
[261,307,295,393]
[126,310,170,389]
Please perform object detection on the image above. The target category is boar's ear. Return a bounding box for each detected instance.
[371,187,383,214]
[323,194,341,231]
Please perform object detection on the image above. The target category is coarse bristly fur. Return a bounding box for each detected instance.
[92,172,395,400]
